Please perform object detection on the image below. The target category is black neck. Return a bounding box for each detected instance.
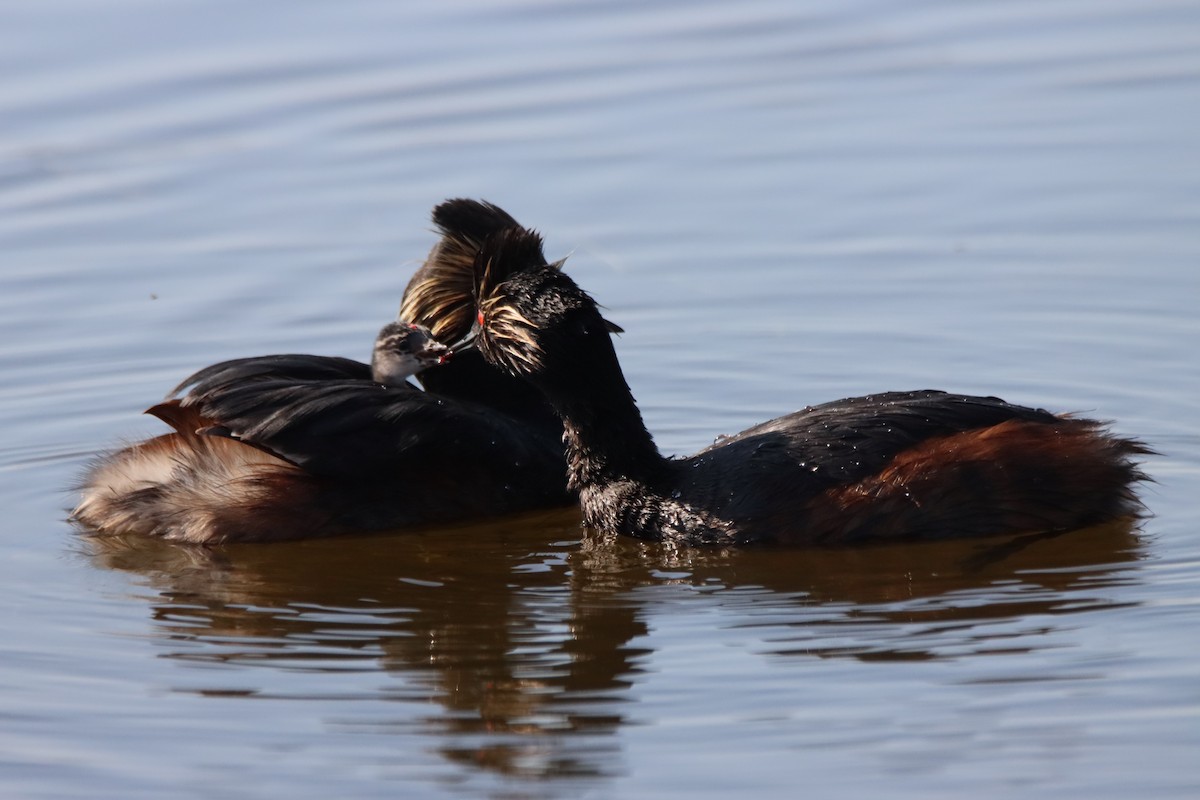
[538,349,665,491]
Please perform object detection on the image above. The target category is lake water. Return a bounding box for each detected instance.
[1,1,1198,797]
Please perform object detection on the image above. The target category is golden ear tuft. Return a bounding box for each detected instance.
[472,227,550,305]
[399,200,535,342]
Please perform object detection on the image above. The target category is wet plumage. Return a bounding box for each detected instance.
[73,203,572,544]
[468,227,1152,546]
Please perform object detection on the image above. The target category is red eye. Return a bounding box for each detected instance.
[477,310,485,327]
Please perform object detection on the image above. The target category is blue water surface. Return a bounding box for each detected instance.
[0,2,1197,798]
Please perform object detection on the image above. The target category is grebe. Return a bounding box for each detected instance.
[73,204,573,544]
[370,321,451,385]
[466,227,1152,546]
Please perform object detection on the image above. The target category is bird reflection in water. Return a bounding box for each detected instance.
[81,515,1145,781]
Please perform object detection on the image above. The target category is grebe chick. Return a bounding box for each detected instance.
[465,228,1152,546]
[371,321,451,386]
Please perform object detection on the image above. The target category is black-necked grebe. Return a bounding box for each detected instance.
[73,204,572,544]
[465,227,1152,546]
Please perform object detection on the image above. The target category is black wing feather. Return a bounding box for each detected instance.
[171,354,372,399]
[179,376,563,483]
[697,390,1060,486]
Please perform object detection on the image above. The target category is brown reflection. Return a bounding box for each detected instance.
[82,515,1144,781]
[82,507,648,781]
[568,521,1146,662]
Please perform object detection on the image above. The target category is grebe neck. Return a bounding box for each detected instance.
[539,353,664,492]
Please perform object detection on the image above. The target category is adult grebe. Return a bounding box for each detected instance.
[73,203,573,544]
[465,227,1152,546]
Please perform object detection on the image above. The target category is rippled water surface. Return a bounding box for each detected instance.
[2,1,1198,798]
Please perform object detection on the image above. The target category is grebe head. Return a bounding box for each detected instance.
[399,199,536,343]
[471,229,621,381]
[371,322,451,386]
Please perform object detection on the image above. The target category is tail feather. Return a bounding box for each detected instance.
[800,418,1153,544]
[73,412,319,544]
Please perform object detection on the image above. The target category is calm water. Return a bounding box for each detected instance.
[2,1,1198,797]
